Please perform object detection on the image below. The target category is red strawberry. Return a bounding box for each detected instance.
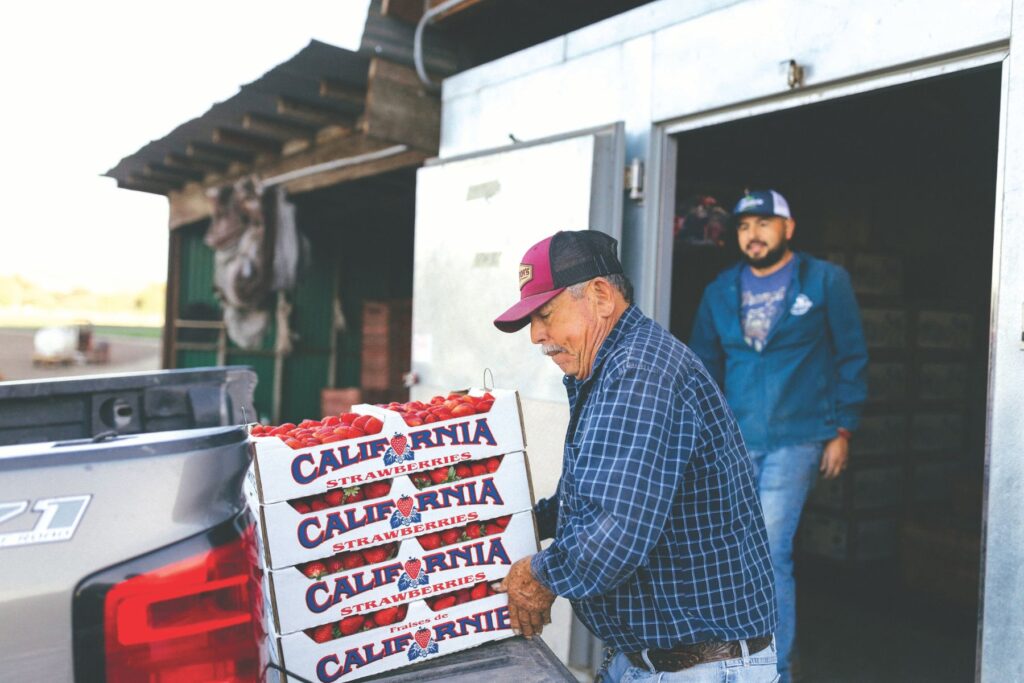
[362,546,389,564]
[396,495,414,517]
[470,463,487,476]
[454,587,472,604]
[321,415,341,427]
[339,413,358,425]
[430,466,453,485]
[339,615,364,636]
[477,400,494,413]
[485,457,502,473]
[418,532,441,550]
[431,595,456,611]
[451,403,476,417]
[373,606,402,627]
[284,438,302,449]
[440,529,461,545]
[292,499,312,514]
[364,481,390,499]
[404,416,424,427]
[311,623,336,643]
[310,498,330,512]
[414,627,432,648]
[496,515,511,528]
[352,415,372,431]
[344,485,365,503]
[342,552,366,569]
[404,558,422,579]
[454,464,472,478]
[324,489,345,507]
[465,524,482,539]
[471,583,489,600]
[326,556,344,573]
[364,417,384,435]
[390,433,408,455]
[484,523,503,535]
[412,473,431,489]
[302,561,328,579]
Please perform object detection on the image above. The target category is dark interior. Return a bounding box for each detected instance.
[669,65,1001,682]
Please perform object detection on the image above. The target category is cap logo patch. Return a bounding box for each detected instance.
[518,264,534,289]
[737,195,765,212]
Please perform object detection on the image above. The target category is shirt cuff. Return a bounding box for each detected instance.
[530,549,555,592]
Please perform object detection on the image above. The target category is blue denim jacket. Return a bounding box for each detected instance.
[689,253,868,452]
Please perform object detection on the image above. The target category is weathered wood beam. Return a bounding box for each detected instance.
[361,57,440,153]
[242,112,316,140]
[284,147,428,195]
[169,183,212,230]
[319,78,366,109]
[428,0,488,21]
[145,163,205,183]
[186,141,254,165]
[382,0,425,23]
[212,127,282,155]
[165,152,228,174]
[122,175,178,195]
[277,96,355,126]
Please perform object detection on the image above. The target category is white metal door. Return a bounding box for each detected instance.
[411,123,624,402]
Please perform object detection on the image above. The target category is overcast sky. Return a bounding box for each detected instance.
[0,0,370,293]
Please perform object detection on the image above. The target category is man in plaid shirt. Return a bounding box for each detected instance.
[494,231,778,683]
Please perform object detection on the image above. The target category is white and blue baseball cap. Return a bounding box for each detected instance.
[733,190,792,219]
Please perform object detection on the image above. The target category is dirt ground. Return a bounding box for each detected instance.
[0,328,161,382]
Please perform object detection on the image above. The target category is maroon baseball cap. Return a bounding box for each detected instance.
[494,230,623,333]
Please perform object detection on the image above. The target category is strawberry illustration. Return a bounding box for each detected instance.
[414,627,432,649]
[302,561,327,579]
[390,433,407,455]
[404,558,422,579]
[396,495,414,518]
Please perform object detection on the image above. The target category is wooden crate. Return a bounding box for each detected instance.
[360,300,411,391]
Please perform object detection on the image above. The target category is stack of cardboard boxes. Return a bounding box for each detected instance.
[244,389,537,682]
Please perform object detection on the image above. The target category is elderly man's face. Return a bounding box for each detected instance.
[528,288,597,378]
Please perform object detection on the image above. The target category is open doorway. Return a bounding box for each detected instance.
[668,65,1000,682]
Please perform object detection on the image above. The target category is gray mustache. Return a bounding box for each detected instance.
[541,344,567,356]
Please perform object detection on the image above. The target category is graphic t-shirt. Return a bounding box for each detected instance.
[741,258,796,351]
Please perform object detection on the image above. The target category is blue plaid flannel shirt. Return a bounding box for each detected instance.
[531,305,777,651]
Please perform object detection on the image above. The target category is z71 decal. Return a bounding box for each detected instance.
[0,495,91,548]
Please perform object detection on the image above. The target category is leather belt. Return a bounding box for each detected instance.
[625,635,773,673]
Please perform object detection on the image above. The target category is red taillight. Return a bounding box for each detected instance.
[101,526,263,683]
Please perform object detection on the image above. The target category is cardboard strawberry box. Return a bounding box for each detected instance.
[252,450,534,570]
[270,591,514,683]
[249,389,526,505]
[267,510,537,634]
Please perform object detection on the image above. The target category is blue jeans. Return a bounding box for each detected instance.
[598,639,779,682]
[746,442,824,683]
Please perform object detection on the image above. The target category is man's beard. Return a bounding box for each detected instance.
[743,239,789,269]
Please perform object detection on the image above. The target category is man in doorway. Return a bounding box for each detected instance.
[689,190,868,683]
[493,230,779,682]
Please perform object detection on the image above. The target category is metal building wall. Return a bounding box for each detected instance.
[436,0,1018,678]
